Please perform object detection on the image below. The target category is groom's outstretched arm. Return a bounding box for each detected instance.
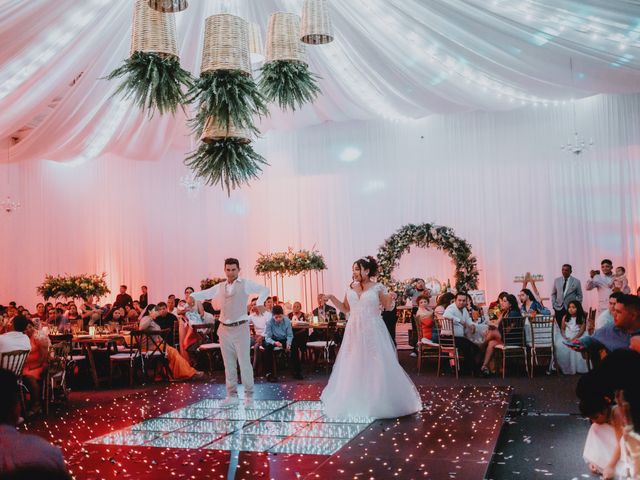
[244,280,270,307]
[191,284,221,302]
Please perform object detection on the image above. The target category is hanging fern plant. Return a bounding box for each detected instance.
[187,70,267,136]
[185,138,268,195]
[259,60,321,111]
[106,52,193,116]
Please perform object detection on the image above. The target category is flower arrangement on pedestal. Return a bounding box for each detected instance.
[37,273,111,301]
[377,223,480,293]
[255,248,326,276]
[200,277,226,290]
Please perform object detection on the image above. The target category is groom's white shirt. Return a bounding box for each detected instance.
[191,278,269,325]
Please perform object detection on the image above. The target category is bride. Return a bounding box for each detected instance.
[320,256,422,419]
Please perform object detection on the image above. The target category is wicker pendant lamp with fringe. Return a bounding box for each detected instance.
[147,0,188,13]
[106,0,192,115]
[300,0,334,45]
[259,12,321,111]
[185,14,268,195]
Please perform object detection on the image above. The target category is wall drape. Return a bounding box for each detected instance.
[1,93,639,308]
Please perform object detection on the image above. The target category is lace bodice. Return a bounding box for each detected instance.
[347,283,383,317]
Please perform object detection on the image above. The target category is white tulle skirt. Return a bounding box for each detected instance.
[320,310,422,419]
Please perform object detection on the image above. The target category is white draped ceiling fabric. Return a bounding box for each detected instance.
[0,0,639,306]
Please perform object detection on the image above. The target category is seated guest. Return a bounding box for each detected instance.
[405,278,430,308]
[250,297,273,346]
[434,292,455,323]
[571,294,640,365]
[126,309,139,323]
[579,381,624,478]
[595,292,624,330]
[113,285,133,310]
[154,302,178,347]
[167,296,178,316]
[442,292,480,375]
[0,315,31,355]
[264,305,303,380]
[110,307,125,325]
[554,300,588,374]
[518,288,550,316]
[312,294,337,320]
[576,350,640,478]
[415,295,437,343]
[0,369,69,476]
[34,303,46,322]
[480,293,521,376]
[22,320,51,415]
[65,303,82,327]
[139,305,204,381]
[288,302,306,322]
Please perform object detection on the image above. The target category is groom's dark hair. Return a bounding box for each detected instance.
[224,258,240,268]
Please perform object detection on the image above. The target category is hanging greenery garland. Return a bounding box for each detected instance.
[259,60,321,111]
[185,137,268,195]
[377,223,480,293]
[107,0,192,116]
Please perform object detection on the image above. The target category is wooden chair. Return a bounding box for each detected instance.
[306,321,339,373]
[109,331,142,385]
[0,350,30,413]
[529,315,556,376]
[416,319,439,374]
[587,308,597,335]
[434,318,462,379]
[43,341,71,415]
[193,324,220,373]
[495,317,530,378]
[139,329,171,381]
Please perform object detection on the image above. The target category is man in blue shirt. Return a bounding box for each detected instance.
[264,305,303,381]
[573,293,640,366]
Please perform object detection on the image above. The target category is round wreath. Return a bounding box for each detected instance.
[377,223,480,293]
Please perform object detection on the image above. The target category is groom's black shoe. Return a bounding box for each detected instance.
[266,373,278,383]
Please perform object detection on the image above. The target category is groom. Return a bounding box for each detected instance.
[191,258,269,408]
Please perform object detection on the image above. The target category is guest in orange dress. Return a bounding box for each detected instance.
[139,305,204,381]
[22,320,51,414]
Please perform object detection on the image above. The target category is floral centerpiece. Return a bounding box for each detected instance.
[255,248,326,276]
[200,277,226,290]
[37,273,110,301]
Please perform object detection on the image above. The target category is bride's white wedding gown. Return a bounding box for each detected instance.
[320,284,422,419]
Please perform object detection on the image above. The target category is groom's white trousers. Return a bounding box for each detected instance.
[218,322,254,398]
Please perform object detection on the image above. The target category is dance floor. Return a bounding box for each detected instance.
[25,382,511,479]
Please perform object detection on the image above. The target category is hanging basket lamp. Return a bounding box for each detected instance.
[300,0,334,45]
[186,116,267,195]
[106,0,192,115]
[187,14,267,134]
[259,12,321,111]
[147,0,188,13]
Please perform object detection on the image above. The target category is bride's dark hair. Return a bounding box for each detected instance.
[353,256,378,278]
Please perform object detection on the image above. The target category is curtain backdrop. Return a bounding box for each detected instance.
[1,92,639,308]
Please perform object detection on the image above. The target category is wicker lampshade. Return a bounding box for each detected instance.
[201,14,251,75]
[147,0,188,13]
[248,22,265,64]
[300,0,334,45]
[201,116,252,144]
[130,0,178,57]
[265,12,306,63]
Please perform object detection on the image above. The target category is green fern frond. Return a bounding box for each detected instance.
[187,70,267,136]
[105,52,193,116]
[259,60,321,111]
[185,139,268,195]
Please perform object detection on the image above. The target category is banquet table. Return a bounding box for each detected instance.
[71,334,125,388]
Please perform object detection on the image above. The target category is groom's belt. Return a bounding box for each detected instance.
[222,320,248,327]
